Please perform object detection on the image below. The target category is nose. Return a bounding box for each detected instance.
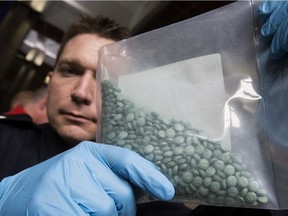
[71,73,95,105]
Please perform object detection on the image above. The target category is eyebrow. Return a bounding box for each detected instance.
[57,59,97,76]
[57,59,83,69]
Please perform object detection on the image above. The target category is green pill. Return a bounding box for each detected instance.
[244,192,257,204]
[195,144,205,155]
[144,145,154,154]
[237,176,249,188]
[107,132,116,140]
[248,180,260,192]
[199,159,209,170]
[203,177,213,187]
[223,165,235,176]
[226,176,237,187]
[182,171,194,183]
[210,181,221,192]
[227,187,239,197]
[126,113,135,121]
[114,114,123,120]
[173,146,184,155]
[158,130,166,138]
[185,145,195,155]
[213,160,225,171]
[166,128,176,138]
[174,123,185,132]
[199,186,209,196]
[117,131,128,139]
[174,136,185,145]
[258,196,268,204]
[205,167,216,177]
[136,117,146,126]
[192,176,203,187]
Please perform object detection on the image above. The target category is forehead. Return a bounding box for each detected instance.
[58,34,114,68]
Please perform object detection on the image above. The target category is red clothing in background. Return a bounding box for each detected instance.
[3,105,26,115]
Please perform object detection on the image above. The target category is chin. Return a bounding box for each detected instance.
[59,126,96,146]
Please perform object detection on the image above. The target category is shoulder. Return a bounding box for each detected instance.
[0,114,42,148]
[0,114,33,128]
[0,114,68,149]
[0,114,54,151]
[0,114,69,179]
[0,114,61,144]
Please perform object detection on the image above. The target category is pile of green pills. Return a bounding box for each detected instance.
[101,80,269,207]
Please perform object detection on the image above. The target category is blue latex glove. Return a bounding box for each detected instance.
[0,141,174,215]
[258,0,288,59]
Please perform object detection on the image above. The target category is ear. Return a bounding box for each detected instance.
[39,98,47,111]
[45,71,54,84]
[48,71,53,77]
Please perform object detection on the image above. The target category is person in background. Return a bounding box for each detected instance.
[4,90,33,114]
[4,87,48,124]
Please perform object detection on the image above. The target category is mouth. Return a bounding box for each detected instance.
[60,110,97,124]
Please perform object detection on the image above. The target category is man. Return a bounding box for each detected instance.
[0,15,186,216]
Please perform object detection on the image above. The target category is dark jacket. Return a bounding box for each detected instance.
[0,114,70,180]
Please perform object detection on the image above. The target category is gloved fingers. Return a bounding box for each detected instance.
[91,171,137,216]
[257,0,282,28]
[0,169,87,216]
[25,198,88,216]
[257,0,280,16]
[67,158,136,216]
[270,17,288,59]
[277,16,288,51]
[0,196,84,216]
[260,2,288,37]
[95,143,175,201]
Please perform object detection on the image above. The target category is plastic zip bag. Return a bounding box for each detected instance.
[96,0,287,209]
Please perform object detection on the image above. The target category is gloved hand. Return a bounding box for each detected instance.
[0,141,174,216]
[257,0,288,59]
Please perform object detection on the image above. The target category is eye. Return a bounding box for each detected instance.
[59,66,79,76]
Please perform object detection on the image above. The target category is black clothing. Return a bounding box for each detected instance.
[0,114,283,216]
[137,201,192,216]
[0,114,70,180]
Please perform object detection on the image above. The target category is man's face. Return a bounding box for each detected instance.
[47,34,114,146]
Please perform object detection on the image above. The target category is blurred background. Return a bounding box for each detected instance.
[0,0,233,112]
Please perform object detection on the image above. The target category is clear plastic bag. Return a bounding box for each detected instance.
[96,0,287,209]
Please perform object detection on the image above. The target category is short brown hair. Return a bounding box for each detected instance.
[55,15,131,66]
